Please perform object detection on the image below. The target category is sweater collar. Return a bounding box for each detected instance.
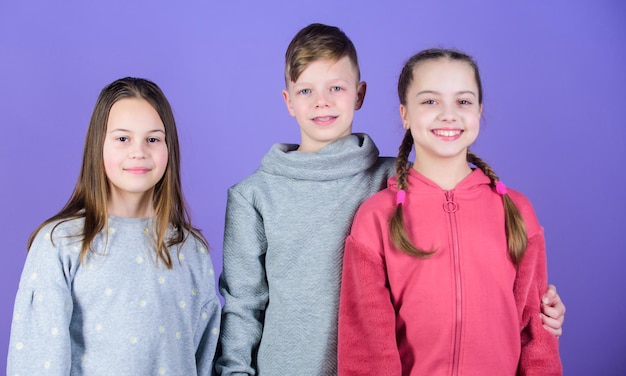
[259,133,380,181]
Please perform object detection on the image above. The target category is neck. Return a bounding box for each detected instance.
[107,191,155,218]
[412,154,472,190]
[297,133,352,153]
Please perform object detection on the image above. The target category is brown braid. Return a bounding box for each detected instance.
[394,130,413,191]
[467,150,527,264]
[389,130,435,258]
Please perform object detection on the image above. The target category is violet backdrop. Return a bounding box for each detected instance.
[1,1,624,374]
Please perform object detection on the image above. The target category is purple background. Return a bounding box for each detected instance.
[1,1,624,374]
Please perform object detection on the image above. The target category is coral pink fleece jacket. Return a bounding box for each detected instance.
[338,168,561,376]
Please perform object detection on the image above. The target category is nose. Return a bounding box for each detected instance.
[314,91,331,108]
[129,141,147,159]
[438,103,457,122]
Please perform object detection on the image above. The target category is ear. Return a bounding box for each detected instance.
[399,104,409,130]
[354,81,367,110]
[282,89,296,117]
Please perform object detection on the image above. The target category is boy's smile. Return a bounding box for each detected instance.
[312,115,338,125]
[282,56,366,153]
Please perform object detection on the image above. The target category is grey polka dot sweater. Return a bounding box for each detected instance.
[7,216,221,375]
[216,134,396,375]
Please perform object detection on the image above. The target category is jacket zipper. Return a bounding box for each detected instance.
[444,190,462,376]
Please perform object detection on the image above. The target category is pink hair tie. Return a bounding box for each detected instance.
[495,181,508,195]
[396,189,406,205]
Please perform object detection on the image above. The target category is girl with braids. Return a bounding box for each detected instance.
[7,78,221,375]
[337,49,562,375]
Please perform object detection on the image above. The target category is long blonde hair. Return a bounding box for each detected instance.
[28,77,204,268]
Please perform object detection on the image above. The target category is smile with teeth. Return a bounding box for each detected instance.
[432,129,462,137]
[313,116,337,122]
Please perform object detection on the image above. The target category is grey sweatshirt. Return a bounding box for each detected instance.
[7,216,221,375]
[216,134,396,375]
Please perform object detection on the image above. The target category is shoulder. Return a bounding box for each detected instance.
[358,187,396,212]
[22,219,84,287]
[506,188,541,236]
[344,188,397,257]
[225,174,266,212]
[31,218,83,251]
[372,157,397,177]
[226,143,287,191]
[228,144,294,196]
[191,229,211,252]
[351,188,396,234]
[179,229,213,265]
[179,229,218,290]
[228,168,266,193]
[178,228,210,256]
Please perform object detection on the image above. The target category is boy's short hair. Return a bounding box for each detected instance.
[284,23,360,84]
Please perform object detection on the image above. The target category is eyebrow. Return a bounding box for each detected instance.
[292,77,353,87]
[108,128,166,134]
[416,90,477,97]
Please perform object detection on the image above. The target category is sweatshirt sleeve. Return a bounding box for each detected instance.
[515,228,563,375]
[215,188,268,376]
[338,235,401,376]
[7,228,74,375]
[195,295,222,376]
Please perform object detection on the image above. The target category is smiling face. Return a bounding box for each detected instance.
[103,98,168,210]
[400,58,482,171]
[282,56,366,152]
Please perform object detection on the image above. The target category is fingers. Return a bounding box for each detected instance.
[541,284,558,306]
[541,284,565,337]
[542,285,566,316]
[541,313,563,337]
[541,303,564,324]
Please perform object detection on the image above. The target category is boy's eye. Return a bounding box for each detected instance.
[422,99,436,105]
[298,88,311,95]
[331,86,342,92]
[458,99,472,105]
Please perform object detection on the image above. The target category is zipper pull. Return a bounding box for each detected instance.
[443,190,458,213]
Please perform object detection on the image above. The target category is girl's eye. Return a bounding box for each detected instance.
[117,136,129,142]
[299,88,311,95]
[331,86,342,92]
[147,137,160,143]
[422,99,436,105]
[459,99,472,105]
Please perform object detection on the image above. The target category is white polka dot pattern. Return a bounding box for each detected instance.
[7,216,221,375]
